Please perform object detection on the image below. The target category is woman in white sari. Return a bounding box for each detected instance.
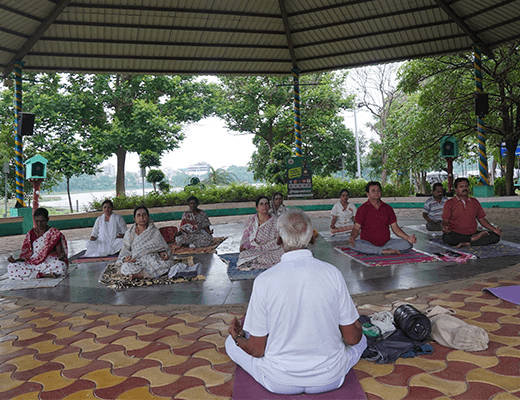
[237,195,283,270]
[116,206,176,280]
[84,200,127,257]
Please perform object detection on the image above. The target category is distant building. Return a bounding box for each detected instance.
[102,163,116,177]
[187,162,210,176]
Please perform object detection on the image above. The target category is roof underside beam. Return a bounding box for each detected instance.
[278,0,298,70]
[2,0,71,78]
[433,0,494,58]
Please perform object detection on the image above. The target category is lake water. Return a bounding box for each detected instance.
[39,188,155,212]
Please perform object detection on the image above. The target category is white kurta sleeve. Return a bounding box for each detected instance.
[91,216,102,238]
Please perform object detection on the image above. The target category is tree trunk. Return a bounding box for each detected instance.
[421,171,427,194]
[380,151,388,185]
[504,140,517,195]
[66,177,73,213]
[115,148,126,196]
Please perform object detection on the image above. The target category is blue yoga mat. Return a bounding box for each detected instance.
[219,253,265,281]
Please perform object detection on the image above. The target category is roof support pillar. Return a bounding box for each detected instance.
[13,61,26,207]
[292,68,302,157]
[474,44,489,186]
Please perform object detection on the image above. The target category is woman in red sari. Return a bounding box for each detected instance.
[7,208,68,280]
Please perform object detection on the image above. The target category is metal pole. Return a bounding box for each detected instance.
[141,167,146,197]
[353,105,361,177]
[3,162,8,217]
[13,61,26,207]
[474,44,489,185]
[292,68,302,157]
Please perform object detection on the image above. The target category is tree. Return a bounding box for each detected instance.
[204,166,238,186]
[219,72,356,180]
[348,63,401,185]
[146,169,165,191]
[398,43,520,195]
[139,150,161,171]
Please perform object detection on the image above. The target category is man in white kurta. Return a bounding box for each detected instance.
[226,209,366,394]
[84,212,127,257]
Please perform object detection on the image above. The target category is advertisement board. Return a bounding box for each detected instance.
[286,156,313,198]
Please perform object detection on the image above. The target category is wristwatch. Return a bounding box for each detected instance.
[234,332,246,345]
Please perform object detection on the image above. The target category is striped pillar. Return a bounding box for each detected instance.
[474,44,489,185]
[13,61,26,207]
[292,68,302,157]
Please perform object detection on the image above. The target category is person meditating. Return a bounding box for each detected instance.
[226,209,366,395]
[175,196,214,247]
[269,192,286,217]
[349,181,417,255]
[422,182,447,231]
[116,206,176,280]
[84,199,127,257]
[8,207,68,279]
[330,188,357,234]
[442,177,501,247]
[237,195,283,270]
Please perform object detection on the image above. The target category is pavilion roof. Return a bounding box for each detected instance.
[1,0,519,78]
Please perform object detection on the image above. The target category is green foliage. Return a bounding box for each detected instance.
[260,143,292,184]
[146,169,166,191]
[158,180,171,193]
[204,166,238,186]
[494,177,506,196]
[139,150,161,170]
[219,72,356,180]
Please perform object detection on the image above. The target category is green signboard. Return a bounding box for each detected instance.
[286,156,313,198]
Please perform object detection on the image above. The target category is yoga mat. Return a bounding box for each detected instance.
[318,231,351,243]
[232,366,366,400]
[220,253,265,281]
[73,255,118,263]
[0,265,77,290]
[169,236,227,255]
[484,285,520,305]
[429,239,520,259]
[334,247,439,267]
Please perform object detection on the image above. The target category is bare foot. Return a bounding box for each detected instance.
[471,231,489,242]
[455,242,470,248]
[382,249,401,255]
[36,272,57,279]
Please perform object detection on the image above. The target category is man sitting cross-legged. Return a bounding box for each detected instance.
[226,208,366,395]
[349,181,417,255]
[422,182,448,231]
[442,177,501,248]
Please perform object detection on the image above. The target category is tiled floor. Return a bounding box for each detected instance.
[1,207,520,399]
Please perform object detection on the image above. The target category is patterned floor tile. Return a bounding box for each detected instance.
[408,373,468,397]
[131,365,181,386]
[143,348,188,367]
[5,353,45,372]
[431,361,479,381]
[54,331,95,346]
[130,313,168,325]
[465,319,502,332]
[451,381,507,400]
[80,343,126,360]
[0,381,42,400]
[136,328,180,342]
[193,348,232,365]
[446,350,499,368]
[401,386,446,400]
[97,350,141,369]
[39,379,96,400]
[206,378,234,398]
[28,369,76,391]
[121,324,159,336]
[162,357,211,375]
[110,336,151,351]
[80,368,127,388]
[61,389,95,399]
[466,368,520,391]
[157,334,193,349]
[395,357,447,373]
[354,359,395,377]
[125,341,170,359]
[360,376,409,400]
[176,386,229,400]
[61,359,112,380]
[490,323,520,336]
[111,386,157,399]
[488,333,520,346]
[199,333,227,348]
[496,347,520,358]
[180,328,219,341]
[172,340,216,357]
[174,313,206,324]
[112,358,161,377]
[374,364,424,387]
[184,364,231,387]
[93,376,149,400]
[150,376,206,398]
[165,323,200,336]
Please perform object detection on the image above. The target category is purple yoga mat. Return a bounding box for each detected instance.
[484,285,520,305]
[232,366,366,400]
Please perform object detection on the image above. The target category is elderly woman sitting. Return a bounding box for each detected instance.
[116,206,176,280]
[84,199,127,257]
[8,207,68,279]
[175,196,214,247]
[269,192,287,217]
[237,195,283,271]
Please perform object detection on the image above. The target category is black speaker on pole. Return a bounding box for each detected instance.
[17,112,35,136]
[474,93,489,116]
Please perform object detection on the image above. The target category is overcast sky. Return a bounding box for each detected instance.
[114,109,374,173]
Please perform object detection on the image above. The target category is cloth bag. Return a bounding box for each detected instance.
[429,314,489,351]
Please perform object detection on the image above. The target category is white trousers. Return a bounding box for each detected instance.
[225,334,367,395]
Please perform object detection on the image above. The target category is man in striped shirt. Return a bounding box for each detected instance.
[422,182,448,231]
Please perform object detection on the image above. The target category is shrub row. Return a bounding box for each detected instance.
[86,177,414,211]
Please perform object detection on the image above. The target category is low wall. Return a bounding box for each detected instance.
[1,198,519,236]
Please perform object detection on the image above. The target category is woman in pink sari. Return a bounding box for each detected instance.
[8,208,68,280]
[237,195,283,271]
